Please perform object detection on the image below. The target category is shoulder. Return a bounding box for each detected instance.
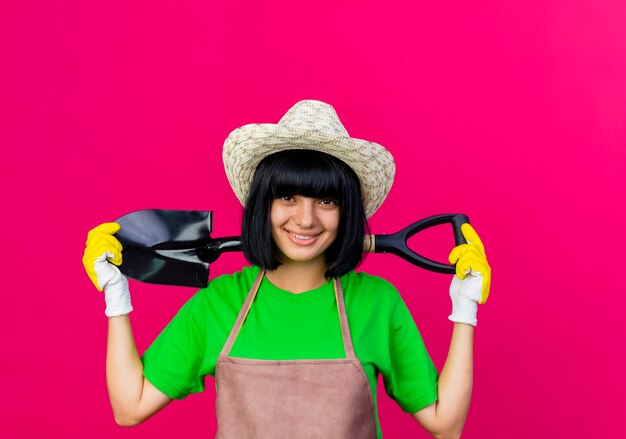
[341,270,401,295]
[339,270,402,311]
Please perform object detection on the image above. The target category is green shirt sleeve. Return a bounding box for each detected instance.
[382,294,439,413]
[139,267,258,400]
[141,291,210,400]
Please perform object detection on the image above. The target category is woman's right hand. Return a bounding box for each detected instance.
[447,223,490,326]
[82,222,133,317]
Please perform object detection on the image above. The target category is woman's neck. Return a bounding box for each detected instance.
[265,261,329,294]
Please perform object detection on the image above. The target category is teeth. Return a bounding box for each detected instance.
[290,232,315,240]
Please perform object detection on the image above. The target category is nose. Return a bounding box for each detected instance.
[294,198,316,228]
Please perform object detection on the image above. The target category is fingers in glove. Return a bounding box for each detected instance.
[84,232,123,258]
[85,224,123,264]
[448,244,484,266]
[83,223,124,290]
[455,255,489,280]
[81,251,102,291]
[107,251,123,266]
[85,227,123,253]
[448,244,466,264]
[456,258,491,304]
[87,222,121,240]
[83,245,123,267]
[82,253,97,279]
[82,248,123,286]
[86,229,123,251]
[480,271,491,304]
[449,224,491,304]
[461,223,486,256]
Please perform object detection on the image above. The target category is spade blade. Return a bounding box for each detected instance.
[115,209,213,288]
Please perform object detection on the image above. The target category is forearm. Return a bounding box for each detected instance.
[433,323,474,437]
[413,322,474,438]
[106,314,145,425]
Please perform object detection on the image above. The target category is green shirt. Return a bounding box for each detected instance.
[141,266,438,437]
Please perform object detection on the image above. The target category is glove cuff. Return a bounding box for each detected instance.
[449,296,478,326]
[104,276,133,317]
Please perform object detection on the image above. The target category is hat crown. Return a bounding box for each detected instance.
[277,100,349,138]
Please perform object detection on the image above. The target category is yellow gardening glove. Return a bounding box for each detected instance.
[82,222,132,317]
[447,223,491,326]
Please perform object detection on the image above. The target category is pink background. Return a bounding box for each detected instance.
[1,1,625,437]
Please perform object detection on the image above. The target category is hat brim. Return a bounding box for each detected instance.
[223,123,395,218]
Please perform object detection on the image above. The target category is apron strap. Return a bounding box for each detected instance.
[334,278,356,359]
[220,270,356,359]
[220,270,265,356]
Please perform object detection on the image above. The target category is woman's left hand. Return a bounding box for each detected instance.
[447,223,491,326]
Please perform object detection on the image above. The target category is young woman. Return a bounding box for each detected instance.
[83,100,491,438]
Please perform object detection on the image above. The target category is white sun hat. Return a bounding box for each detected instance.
[222,100,395,218]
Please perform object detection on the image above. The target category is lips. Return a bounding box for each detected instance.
[289,231,317,240]
[285,229,321,245]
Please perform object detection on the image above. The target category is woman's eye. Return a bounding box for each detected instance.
[279,195,294,202]
[320,198,338,206]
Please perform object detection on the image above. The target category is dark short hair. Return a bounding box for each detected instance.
[242,149,368,278]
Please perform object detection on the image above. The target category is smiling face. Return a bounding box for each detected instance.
[241,149,367,278]
[270,195,340,268]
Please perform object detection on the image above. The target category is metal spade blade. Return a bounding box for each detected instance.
[115,210,219,287]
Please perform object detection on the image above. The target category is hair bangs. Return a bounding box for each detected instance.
[268,150,343,200]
